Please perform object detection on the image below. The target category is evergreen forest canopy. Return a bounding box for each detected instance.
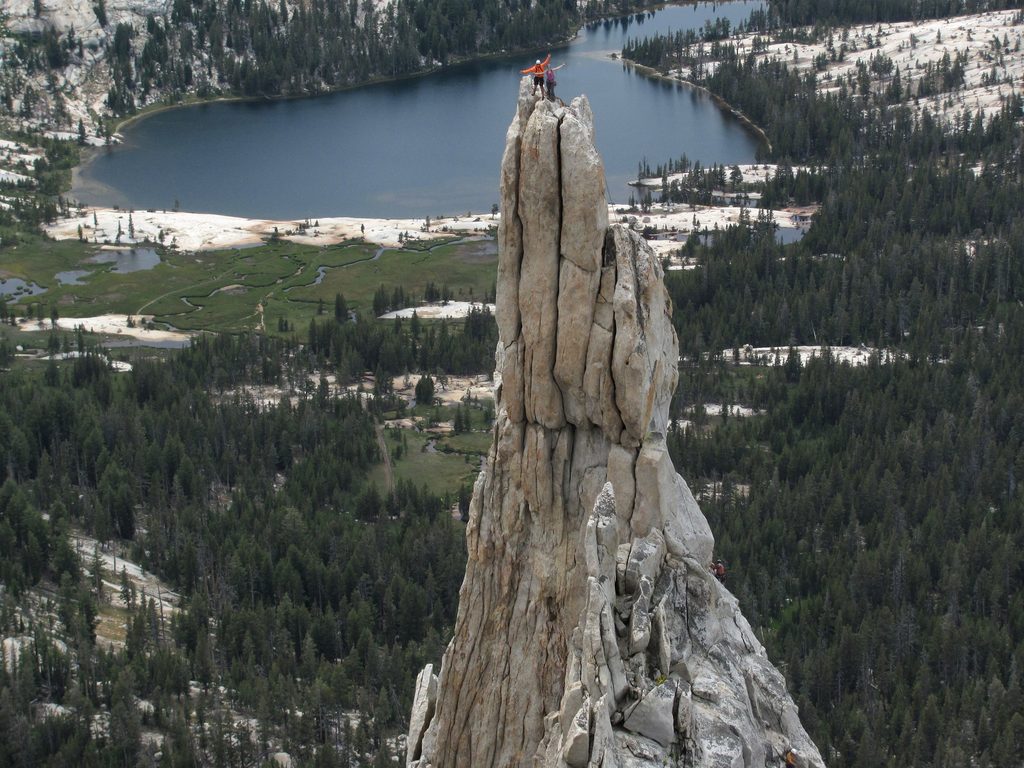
[622,2,1024,765]
[764,0,1021,26]
[0,333,468,766]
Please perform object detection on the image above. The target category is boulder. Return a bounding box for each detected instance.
[627,576,653,654]
[622,530,666,595]
[561,703,591,767]
[623,681,677,747]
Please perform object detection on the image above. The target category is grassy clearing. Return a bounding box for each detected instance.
[95,603,130,647]
[438,430,492,455]
[400,235,462,252]
[0,233,96,283]
[288,240,497,313]
[369,430,480,496]
[371,398,494,496]
[0,323,68,350]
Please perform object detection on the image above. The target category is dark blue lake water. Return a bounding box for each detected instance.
[73,2,762,220]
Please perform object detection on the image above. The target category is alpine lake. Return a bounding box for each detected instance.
[73,1,764,219]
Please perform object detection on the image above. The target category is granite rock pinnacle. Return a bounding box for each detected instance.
[407,81,826,768]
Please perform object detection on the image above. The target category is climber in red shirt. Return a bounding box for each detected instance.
[522,54,552,97]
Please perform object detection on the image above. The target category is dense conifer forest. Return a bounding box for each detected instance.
[0,334,468,765]
[623,3,1024,763]
[306,305,498,378]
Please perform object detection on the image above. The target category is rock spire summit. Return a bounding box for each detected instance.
[407,81,825,768]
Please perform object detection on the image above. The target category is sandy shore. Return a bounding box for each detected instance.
[45,207,497,251]
[379,301,496,319]
[611,200,814,257]
[36,10,1021,257]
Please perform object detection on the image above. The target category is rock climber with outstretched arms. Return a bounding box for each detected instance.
[545,61,565,101]
[521,54,551,97]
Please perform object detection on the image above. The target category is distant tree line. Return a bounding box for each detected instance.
[306,305,498,380]
[622,23,1011,165]
[764,0,1023,27]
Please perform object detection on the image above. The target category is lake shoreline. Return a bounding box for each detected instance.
[617,57,773,153]
[70,1,763,219]
[71,27,586,197]
[95,0,728,142]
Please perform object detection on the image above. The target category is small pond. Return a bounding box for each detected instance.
[0,277,47,301]
[56,270,92,285]
[103,338,193,350]
[87,247,161,273]
[775,226,808,245]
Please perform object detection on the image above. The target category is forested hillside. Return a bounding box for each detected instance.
[1,0,662,138]
[767,0,1020,26]
[106,0,589,109]
[0,334,468,765]
[625,5,1024,765]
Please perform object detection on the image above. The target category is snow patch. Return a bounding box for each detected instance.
[44,350,133,371]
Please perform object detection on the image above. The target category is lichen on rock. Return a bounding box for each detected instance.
[407,80,825,768]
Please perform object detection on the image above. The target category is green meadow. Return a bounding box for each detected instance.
[371,426,486,497]
[2,235,497,335]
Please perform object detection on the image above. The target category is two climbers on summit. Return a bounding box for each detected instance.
[521,54,565,101]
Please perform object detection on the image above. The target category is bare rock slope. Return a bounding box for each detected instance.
[407,82,825,768]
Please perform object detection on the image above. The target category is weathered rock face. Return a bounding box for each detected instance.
[407,81,825,768]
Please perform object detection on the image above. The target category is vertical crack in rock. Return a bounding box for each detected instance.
[552,110,566,413]
[407,81,826,768]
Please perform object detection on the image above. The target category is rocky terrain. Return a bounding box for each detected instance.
[684,9,1024,126]
[406,81,824,768]
[1,0,167,140]
[0,0,397,140]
